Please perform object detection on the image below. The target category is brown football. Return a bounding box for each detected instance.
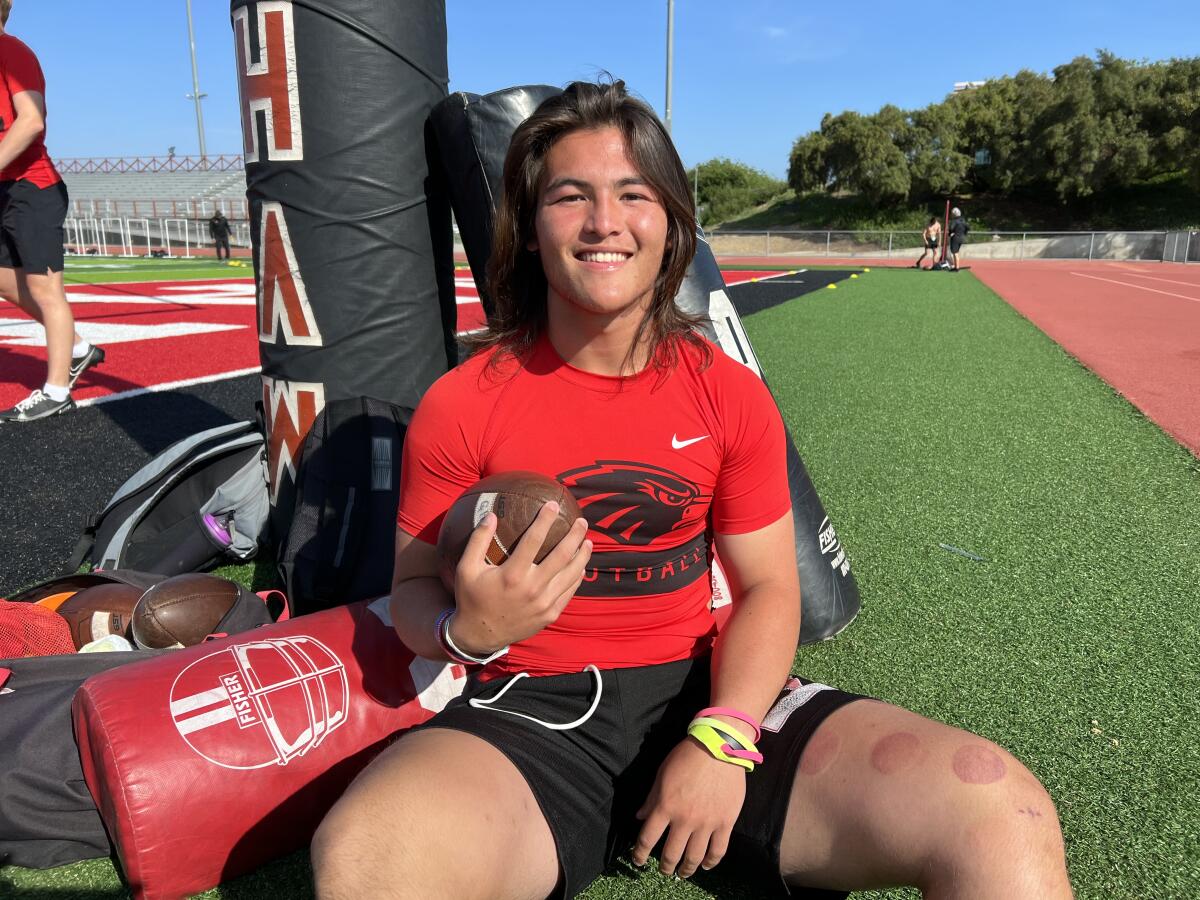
[55,583,142,650]
[131,573,241,649]
[436,471,583,592]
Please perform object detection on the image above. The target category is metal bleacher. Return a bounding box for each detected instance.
[56,155,250,256]
[59,154,248,219]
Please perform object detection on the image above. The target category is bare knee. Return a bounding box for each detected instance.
[311,799,384,900]
[928,751,1072,897]
[309,811,346,899]
[310,730,559,900]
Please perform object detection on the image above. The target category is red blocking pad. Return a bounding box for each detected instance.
[72,597,467,900]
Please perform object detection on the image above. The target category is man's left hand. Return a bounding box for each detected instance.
[631,738,747,877]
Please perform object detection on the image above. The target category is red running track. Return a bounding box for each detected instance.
[724,255,1200,456]
[970,260,1200,456]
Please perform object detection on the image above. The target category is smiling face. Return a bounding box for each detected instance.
[530,126,669,339]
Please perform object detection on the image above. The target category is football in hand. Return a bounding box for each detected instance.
[436,471,583,592]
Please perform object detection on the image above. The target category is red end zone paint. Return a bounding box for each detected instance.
[2,268,755,407]
[1,279,261,408]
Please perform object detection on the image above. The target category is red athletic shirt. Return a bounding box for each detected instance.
[396,332,791,678]
[0,34,60,187]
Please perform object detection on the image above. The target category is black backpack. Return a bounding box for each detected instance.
[276,396,411,615]
[68,421,269,576]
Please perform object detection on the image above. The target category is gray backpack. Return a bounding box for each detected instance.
[68,421,269,576]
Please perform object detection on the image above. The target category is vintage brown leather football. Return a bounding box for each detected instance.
[131,573,242,649]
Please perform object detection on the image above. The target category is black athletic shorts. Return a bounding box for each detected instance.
[413,656,867,898]
[926,237,938,249]
[949,236,964,254]
[0,178,69,273]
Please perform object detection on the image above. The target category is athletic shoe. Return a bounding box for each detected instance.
[0,389,75,423]
[68,344,106,389]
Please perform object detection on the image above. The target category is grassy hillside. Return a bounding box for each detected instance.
[716,173,1200,233]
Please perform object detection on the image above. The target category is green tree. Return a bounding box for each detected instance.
[787,131,830,193]
[951,70,1055,195]
[1035,53,1154,200]
[690,158,786,226]
[784,50,1200,210]
[903,103,972,197]
[792,109,911,206]
[1144,57,1200,189]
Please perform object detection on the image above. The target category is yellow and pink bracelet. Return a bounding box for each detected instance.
[686,706,763,771]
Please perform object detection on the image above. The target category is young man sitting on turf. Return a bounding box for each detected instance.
[311,80,1073,900]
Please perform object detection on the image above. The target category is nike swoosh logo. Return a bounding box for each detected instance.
[672,434,709,449]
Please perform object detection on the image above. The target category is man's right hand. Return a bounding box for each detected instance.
[448,501,591,656]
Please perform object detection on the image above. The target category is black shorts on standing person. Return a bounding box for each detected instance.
[0,177,65,272]
[914,216,941,269]
[948,207,969,270]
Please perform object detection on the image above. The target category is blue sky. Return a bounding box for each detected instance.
[10,1,1199,179]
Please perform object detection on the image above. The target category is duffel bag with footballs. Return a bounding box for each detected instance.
[4,569,285,655]
[0,570,286,870]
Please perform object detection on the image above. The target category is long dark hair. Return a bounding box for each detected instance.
[468,79,708,374]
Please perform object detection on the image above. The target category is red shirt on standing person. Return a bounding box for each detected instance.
[0,33,60,187]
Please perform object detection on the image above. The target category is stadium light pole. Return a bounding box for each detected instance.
[185,0,208,163]
[664,0,674,135]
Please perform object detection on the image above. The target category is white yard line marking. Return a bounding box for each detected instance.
[725,269,808,286]
[1069,272,1200,304]
[1099,270,1200,289]
[0,320,246,346]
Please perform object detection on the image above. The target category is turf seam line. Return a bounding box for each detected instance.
[75,368,263,407]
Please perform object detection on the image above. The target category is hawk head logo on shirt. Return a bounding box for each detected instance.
[558,461,708,545]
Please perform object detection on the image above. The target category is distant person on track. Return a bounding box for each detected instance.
[208,210,232,261]
[0,0,102,423]
[914,216,941,269]
[948,207,969,271]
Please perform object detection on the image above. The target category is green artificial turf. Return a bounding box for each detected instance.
[5,268,1198,898]
[63,256,252,284]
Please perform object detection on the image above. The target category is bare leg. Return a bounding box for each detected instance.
[22,268,75,387]
[778,700,1072,898]
[0,266,84,346]
[312,728,561,900]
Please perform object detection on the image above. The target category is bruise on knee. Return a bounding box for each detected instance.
[951,742,1007,785]
[869,731,926,775]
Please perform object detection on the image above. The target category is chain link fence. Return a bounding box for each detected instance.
[708,230,1200,263]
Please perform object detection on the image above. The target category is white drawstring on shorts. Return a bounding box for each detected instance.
[468,664,603,731]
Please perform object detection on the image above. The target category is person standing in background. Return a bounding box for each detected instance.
[948,206,970,271]
[0,0,103,423]
[208,209,232,261]
[914,216,941,269]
